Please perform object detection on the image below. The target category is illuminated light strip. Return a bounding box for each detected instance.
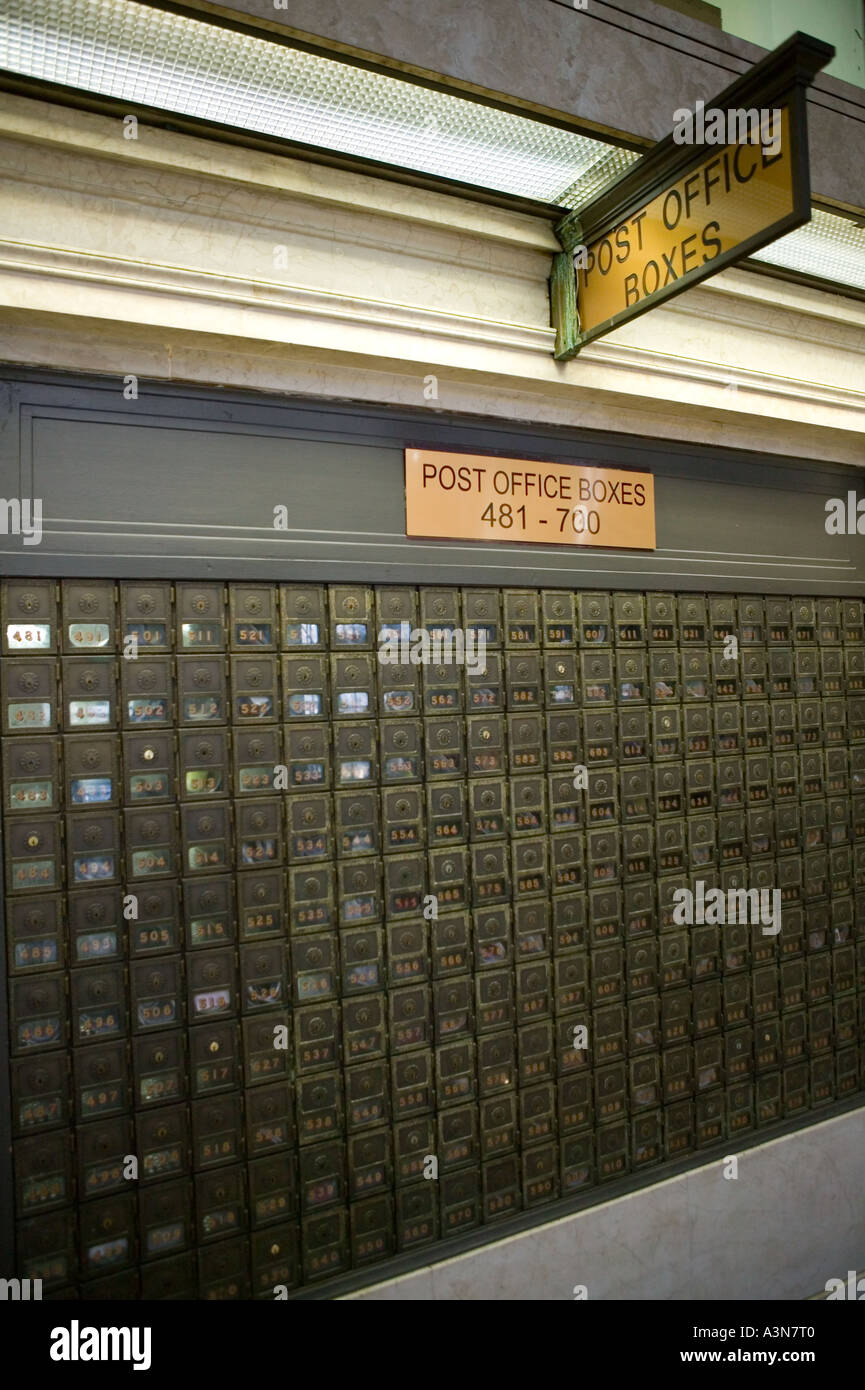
[749,207,865,289]
[0,0,636,206]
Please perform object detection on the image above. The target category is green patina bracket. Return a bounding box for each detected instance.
[550,209,583,361]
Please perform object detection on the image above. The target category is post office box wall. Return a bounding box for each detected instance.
[1,578,863,1298]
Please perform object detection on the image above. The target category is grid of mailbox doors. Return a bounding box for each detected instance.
[2,580,865,1298]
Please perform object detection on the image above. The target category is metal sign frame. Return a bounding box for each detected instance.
[552,32,834,358]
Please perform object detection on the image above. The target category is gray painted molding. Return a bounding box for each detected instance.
[0,369,862,594]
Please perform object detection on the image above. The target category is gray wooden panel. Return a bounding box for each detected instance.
[0,370,861,594]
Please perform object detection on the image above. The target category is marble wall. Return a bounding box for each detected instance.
[0,93,863,468]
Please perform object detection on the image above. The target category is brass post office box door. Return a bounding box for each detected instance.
[176,583,226,652]
[120,583,172,653]
[5,735,61,815]
[63,658,118,733]
[3,654,58,736]
[3,579,59,655]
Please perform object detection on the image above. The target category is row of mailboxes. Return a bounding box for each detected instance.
[14,1003,864,1148]
[4,581,863,653]
[6,731,865,809]
[10,936,862,1056]
[6,812,865,902]
[7,881,863,990]
[5,657,865,731]
[6,728,865,832]
[8,923,864,1074]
